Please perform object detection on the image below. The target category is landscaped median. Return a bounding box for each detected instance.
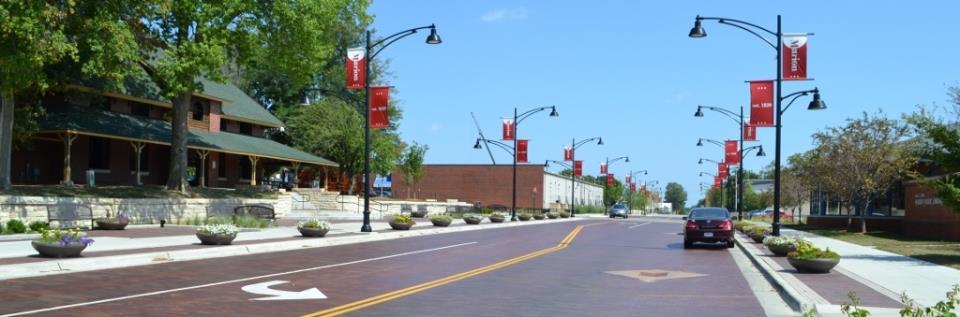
[0,216,588,281]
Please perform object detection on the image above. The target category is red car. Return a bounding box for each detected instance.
[683,207,734,249]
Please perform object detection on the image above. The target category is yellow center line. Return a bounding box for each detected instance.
[303,224,590,317]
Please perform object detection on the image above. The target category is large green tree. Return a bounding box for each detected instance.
[906,87,960,213]
[0,1,78,190]
[664,182,687,213]
[399,142,428,198]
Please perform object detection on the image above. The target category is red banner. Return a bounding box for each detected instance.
[607,173,615,187]
[625,175,631,184]
[516,139,528,163]
[502,119,515,141]
[563,146,573,161]
[346,47,366,90]
[573,160,582,177]
[750,80,774,127]
[600,163,607,174]
[718,162,728,179]
[713,176,721,189]
[630,182,636,192]
[369,86,389,129]
[725,140,739,165]
[743,124,757,141]
[782,35,808,81]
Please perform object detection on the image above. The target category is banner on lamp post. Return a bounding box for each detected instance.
[750,80,774,127]
[725,140,739,165]
[744,124,757,141]
[369,86,389,129]
[718,162,728,179]
[563,146,573,161]
[573,160,583,177]
[713,176,721,189]
[782,34,808,81]
[630,183,636,192]
[625,175,631,184]
[607,173,615,187]
[516,139,528,163]
[345,47,366,90]
[600,163,608,174]
[502,119,515,140]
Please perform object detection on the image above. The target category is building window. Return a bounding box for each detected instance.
[129,147,150,172]
[192,102,204,121]
[131,102,151,117]
[240,156,252,179]
[218,153,227,178]
[88,138,111,170]
[239,122,252,135]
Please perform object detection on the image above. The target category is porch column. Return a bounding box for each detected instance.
[196,150,209,188]
[291,162,301,188]
[129,141,145,185]
[59,132,78,185]
[248,155,259,186]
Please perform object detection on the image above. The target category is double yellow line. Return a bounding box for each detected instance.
[303,224,587,317]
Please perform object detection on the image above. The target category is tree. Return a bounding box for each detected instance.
[399,142,428,198]
[0,1,78,190]
[782,152,818,223]
[812,112,917,233]
[664,182,687,213]
[905,87,960,213]
[602,176,624,206]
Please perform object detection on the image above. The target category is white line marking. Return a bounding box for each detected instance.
[628,222,653,229]
[0,241,477,317]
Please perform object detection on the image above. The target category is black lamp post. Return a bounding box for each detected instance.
[602,156,629,212]
[695,105,745,220]
[689,15,825,236]
[699,170,722,207]
[358,24,441,233]
[568,137,602,217]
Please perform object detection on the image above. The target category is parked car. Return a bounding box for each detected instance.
[746,209,765,219]
[760,208,793,220]
[683,207,734,249]
[609,203,629,218]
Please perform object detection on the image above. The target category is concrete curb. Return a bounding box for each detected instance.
[733,234,810,313]
[0,218,588,281]
[0,233,41,242]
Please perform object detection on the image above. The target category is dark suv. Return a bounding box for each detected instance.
[683,207,734,248]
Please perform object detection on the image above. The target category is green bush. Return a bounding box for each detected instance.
[204,216,233,225]
[462,213,482,222]
[763,235,802,247]
[517,213,532,221]
[233,215,270,228]
[788,240,840,260]
[0,222,4,234]
[533,214,545,220]
[430,215,453,222]
[489,212,505,219]
[575,205,604,214]
[5,219,27,234]
[391,214,415,224]
[28,221,48,233]
[748,226,769,237]
[559,211,570,218]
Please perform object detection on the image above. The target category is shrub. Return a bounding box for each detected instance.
[559,212,570,218]
[28,221,48,233]
[533,214,545,220]
[787,240,840,260]
[298,219,331,230]
[489,212,505,219]
[899,284,959,317]
[391,214,415,225]
[5,219,26,234]
[196,224,240,236]
[763,235,802,247]
[518,213,532,221]
[748,226,769,237]
[547,212,559,219]
[204,216,233,225]
[37,229,94,246]
[430,215,453,223]
[233,215,270,228]
[462,214,482,222]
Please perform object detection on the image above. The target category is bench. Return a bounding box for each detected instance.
[47,205,95,229]
[233,205,276,222]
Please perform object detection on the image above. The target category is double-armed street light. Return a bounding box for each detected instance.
[689,15,826,235]
[359,24,442,232]
[558,137,603,217]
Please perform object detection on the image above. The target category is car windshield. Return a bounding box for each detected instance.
[690,209,728,219]
[613,204,626,209]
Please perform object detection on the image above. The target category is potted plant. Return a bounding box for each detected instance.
[533,213,546,220]
[559,212,570,218]
[196,224,239,245]
[763,236,801,256]
[547,212,559,219]
[430,215,453,227]
[748,227,769,243]
[389,214,416,230]
[463,214,482,225]
[518,213,532,221]
[95,211,129,230]
[488,212,506,223]
[31,229,94,258]
[297,219,331,237]
[787,240,841,273]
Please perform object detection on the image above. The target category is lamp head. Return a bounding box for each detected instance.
[698,158,703,164]
[689,16,707,38]
[694,106,704,117]
[696,139,703,147]
[808,88,826,110]
[425,25,442,44]
[625,157,631,163]
[473,139,482,149]
[756,146,767,157]
[549,106,559,117]
[644,171,648,175]
[597,137,604,145]
[544,160,550,168]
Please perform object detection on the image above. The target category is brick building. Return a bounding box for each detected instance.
[391,164,603,210]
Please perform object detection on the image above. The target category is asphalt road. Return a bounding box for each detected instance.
[0,218,769,317]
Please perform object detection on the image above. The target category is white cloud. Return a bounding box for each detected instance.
[480,8,527,22]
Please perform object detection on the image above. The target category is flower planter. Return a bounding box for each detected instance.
[547,213,559,219]
[298,227,329,237]
[787,257,839,273]
[489,216,505,223]
[767,244,797,257]
[751,233,766,243]
[31,241,87,258]
[464,218,482,225]
[559,213,570,218]
[196,233,237,245]
[518,215,532,221]
[389,221,414,230]
[410,210,428,218]
[533,214,546,220]
[431,218,452,227]
[95,219,129,230]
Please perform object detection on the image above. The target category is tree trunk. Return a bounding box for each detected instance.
[165,92,191,193]
[861,200,870,234]
[345,172,355,195]
[0,91,13,190]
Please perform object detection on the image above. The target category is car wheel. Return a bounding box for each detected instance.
[609,215,614,219]
[625,215,629,219]
[683,240,692,249]
[726,240,735,248]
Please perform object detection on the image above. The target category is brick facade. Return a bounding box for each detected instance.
[391,164,545,209]
[903,182,960,240]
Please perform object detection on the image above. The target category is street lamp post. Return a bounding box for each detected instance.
[696,105,746,220]
[626,170,648,214]
[568,137,603,217]
[500,106,559,221]
[360,24,442,233]
[603,156,630,212]
[699,170,722,207]
[690,16,825,236]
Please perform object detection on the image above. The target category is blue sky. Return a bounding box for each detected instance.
[368,1,960,206]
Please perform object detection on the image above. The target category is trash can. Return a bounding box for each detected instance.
[85,170,96,188]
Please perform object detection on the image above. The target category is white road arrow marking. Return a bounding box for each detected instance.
[241,280,327,301]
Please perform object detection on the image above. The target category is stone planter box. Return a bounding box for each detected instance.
[196,233,237,245]
[431,218,452,227]
[463,217,482,225]
[389,221,414,230]
[766,244,797,257]
[787,257,840,273]
[533,214,545,220]
[31,241,87,258]
[559,213,570,218]
[518,215,532,221]
[489,216,505,223]
[95,219,129,230]
[298,227,329,237]
[547,213,559,219]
